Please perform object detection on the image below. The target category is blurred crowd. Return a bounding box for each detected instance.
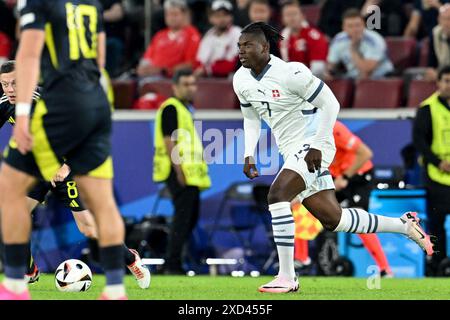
[1,0,449,81]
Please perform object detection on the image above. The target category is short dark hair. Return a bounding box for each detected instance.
[172,68,194,84]
[342,8,363,21]
[0,60,15,75]
[438,65,450,80]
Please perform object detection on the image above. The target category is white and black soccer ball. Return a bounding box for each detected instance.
[55,259,92,292]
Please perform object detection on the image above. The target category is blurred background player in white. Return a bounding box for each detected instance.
[194,0,242,78]
[233,22,436,293]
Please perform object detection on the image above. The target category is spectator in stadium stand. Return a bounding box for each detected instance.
[194,0,242,78]
[248,0,271,23]
[426,4,450,81]
[136,0,201,80]
[279,0,329,79]
[0,32,11,66]
[319,0,407,38]
[404,0,450,39]
[413,65,450,276]
[153,69,211,275]
[326,8,394,80]
[318,0,365,38]
[247,0,281,57]
[234,0,251,28]
[100,0,126,77]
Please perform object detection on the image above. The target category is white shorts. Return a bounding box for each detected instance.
[278,146,336,202]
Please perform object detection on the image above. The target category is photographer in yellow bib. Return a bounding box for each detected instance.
[153,69,211,274]
[413,65,450,276]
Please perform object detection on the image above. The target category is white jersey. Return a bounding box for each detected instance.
[233,54,337,160]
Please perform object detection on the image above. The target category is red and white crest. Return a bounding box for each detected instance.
[272,89,280,98]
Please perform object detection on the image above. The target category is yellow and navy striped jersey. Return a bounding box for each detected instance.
[0,90,41,128]
[19,0,104,92]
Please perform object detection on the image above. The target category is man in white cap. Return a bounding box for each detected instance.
[194,0,242,77]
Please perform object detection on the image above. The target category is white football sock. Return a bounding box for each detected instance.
[269,202,296,280]
[103,284,126,299]
[3,277,27,294]
[334,208,408,234]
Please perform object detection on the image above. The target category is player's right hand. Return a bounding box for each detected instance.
[51,164,71,187]
[244,156,259,179]
[304,148,322,173]
[13,115,33,154]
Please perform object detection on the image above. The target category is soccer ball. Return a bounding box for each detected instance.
[55,259,92,292]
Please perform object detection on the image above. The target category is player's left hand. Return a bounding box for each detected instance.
[51,164,71,187]
[304,148,322,173]
[13,115,33,154]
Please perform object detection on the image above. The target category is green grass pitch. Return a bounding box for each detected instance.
[1,274,450,300]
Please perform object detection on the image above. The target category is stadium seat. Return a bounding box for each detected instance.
[301,4,321,27]
[111,79,137,109]
[139,79,238,109]
[406,80,437,108]
[194,79,239,109]
[325,79,354,108]
[353,78,404,108]
[139,80,173,99]
[385,37,417,72]
[418,38,430,67]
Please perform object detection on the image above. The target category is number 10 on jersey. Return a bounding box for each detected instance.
[66,3,98,61]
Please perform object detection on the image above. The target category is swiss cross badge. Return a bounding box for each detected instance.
[272,89,280,98]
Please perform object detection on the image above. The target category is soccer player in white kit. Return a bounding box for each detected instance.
[233,22,436,293]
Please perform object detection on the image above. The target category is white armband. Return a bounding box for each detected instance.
[15,103,32,116]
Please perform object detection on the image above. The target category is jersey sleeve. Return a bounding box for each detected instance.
[18,0,47,31]
[232,72,249,106]
[233,71,261,158]
[161,105,178,137]
[96,1,105,34]
[334,121,361,152]
[285,62,324,103]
